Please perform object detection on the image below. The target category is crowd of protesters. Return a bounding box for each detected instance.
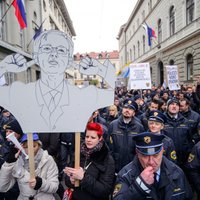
[0,79,200,199]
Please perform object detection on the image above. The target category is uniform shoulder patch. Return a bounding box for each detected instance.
[188,153,195,162]
[170,150,177,160]
[113,184,122,197]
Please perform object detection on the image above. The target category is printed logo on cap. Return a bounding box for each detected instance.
[144,136,151,144]
[154,112,158,116]
[128,100,132,104]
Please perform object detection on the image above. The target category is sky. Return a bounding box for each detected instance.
[65,0,137,54]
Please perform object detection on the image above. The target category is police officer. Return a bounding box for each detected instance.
[140,99,162,131]
[113,132,193,200]
[108,99,144,173]
[179,98,200,143]
[163,98,194,168]
[148,110,177,163]
[185,141,200,199]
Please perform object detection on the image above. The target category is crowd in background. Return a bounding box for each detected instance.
[0,80,200,199]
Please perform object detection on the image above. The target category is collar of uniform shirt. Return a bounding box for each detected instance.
[155,168,161,182]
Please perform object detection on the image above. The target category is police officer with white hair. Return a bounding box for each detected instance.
[113,132,193,200]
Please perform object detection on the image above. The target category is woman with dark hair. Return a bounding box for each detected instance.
[64,122,115,200]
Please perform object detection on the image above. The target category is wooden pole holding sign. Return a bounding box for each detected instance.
[74,132,81,187]
[27,133,35,179]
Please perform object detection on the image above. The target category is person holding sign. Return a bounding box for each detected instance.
[64,122,115,200]
[0,133,59,200]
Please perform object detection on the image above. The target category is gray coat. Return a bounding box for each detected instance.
[0,150,59,200]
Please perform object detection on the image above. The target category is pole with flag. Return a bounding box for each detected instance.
[27,19,46,49]
[142,22,157,46]
[12,0,27,29]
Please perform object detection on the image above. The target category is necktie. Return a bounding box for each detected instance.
[154,173,159,189]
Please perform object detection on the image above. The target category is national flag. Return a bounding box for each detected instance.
[12,0,27,29]
[142,23,156,46]
[33,20,45,40]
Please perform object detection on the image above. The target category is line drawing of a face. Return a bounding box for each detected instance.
[34,31,73,76]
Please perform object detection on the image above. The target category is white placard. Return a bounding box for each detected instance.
[166,65,180,90]
[129,63,151,89]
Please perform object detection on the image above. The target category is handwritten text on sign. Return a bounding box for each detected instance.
[129,63,151,89]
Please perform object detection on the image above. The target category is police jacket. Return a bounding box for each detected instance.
[140,110,151,131]
[161,130,177,163]
[163,113,194,166]
[113,156,193,200]
[185,141,200,195]
[65,142,115,200]
[181,108,200,139]
[108,115,144,172]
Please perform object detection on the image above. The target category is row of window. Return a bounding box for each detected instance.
[127,0,195,62]
[44,0,70,34]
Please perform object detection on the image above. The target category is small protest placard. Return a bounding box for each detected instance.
[166,65,180,90]
[128,63,151,89]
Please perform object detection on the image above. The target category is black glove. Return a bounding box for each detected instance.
[34,176,43,190]
[6,145,18,163]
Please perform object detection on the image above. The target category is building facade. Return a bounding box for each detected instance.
[0,0,75,85]
[118,0,200,86]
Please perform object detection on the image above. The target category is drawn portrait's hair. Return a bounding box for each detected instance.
[32,29,74,62]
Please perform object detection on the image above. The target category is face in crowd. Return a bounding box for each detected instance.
[22,141,41,156]
[85,129,102,149]
[137,148,163,172]
[122,107,135,119]
[148,121,164,133]
[168,102,180,115]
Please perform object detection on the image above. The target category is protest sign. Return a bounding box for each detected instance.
[166,65,180,90]
[128,63,151,89]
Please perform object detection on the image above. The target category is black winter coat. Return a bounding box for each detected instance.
[185,141,200,196]
[108,115,144,172]
[65,142,115,200]
[113,156,193,200]
[163,113,194,167]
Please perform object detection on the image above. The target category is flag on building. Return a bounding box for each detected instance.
[33,20,45,40]
[12,0,27,29]
[142,23,156,46]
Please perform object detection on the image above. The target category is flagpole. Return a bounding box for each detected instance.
[0,0,15,24]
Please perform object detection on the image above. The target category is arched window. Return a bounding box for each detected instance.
[143,35,145,54]
[186,54,193,80]
[148,0,152,12]
[186,0,194,25]
[138,41,140,57]
[43,0,47,12]
[133,45,136,59]
[130,49,132,61]
[158,61,164,85]
[98,54,102,59]
[33,11,37,21]
[169,6,175,36]
[158,19,162,43]
[169,59,175,65]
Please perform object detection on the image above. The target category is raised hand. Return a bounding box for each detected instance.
[140,166,154,185]
[0,54,35,75]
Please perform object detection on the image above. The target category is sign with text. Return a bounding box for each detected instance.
[129,63,151,89]
[166,65,180,90]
